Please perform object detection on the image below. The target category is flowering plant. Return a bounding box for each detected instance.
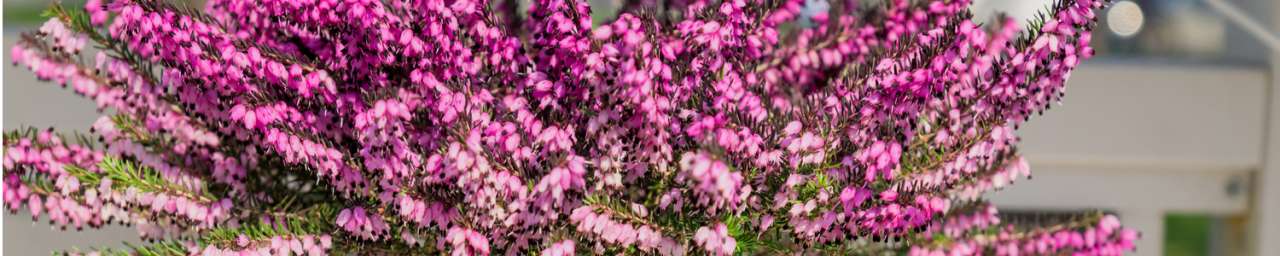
[5,0,1136,254]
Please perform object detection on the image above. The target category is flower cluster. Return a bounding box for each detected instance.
[3,129,231,237]
[692,223,736,256]
[5,0,1134,254]
[336,207,391,240]
[445,227,491,256]
[569,206,684,255]
[678,152,749,213]
[538,240,576,256]
[39,19,88,54]
[910,213,1139,256]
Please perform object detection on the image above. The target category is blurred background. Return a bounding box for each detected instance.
[4,0,1280,255]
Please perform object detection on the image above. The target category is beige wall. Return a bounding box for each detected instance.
[991,63,1270,256]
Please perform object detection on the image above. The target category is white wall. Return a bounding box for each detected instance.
[993,62,1270,256]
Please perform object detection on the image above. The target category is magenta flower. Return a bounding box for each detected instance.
[6,0,1133,254]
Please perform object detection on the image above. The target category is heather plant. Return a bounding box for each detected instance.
[4,0,1136,254]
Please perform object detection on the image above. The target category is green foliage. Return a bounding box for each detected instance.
[1165,214,1212,256]
[723,214,788,255]
[202,204,339,248]
[63,157,216,203]
[60,241,189,256]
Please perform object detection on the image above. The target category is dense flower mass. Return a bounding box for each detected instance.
[5,0,1136,254]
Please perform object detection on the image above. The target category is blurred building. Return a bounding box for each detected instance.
[977,0,1278,256]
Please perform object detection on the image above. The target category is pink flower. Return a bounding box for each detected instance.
[4,0,1124,254]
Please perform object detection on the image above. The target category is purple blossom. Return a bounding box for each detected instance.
[5,0,1134,254]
